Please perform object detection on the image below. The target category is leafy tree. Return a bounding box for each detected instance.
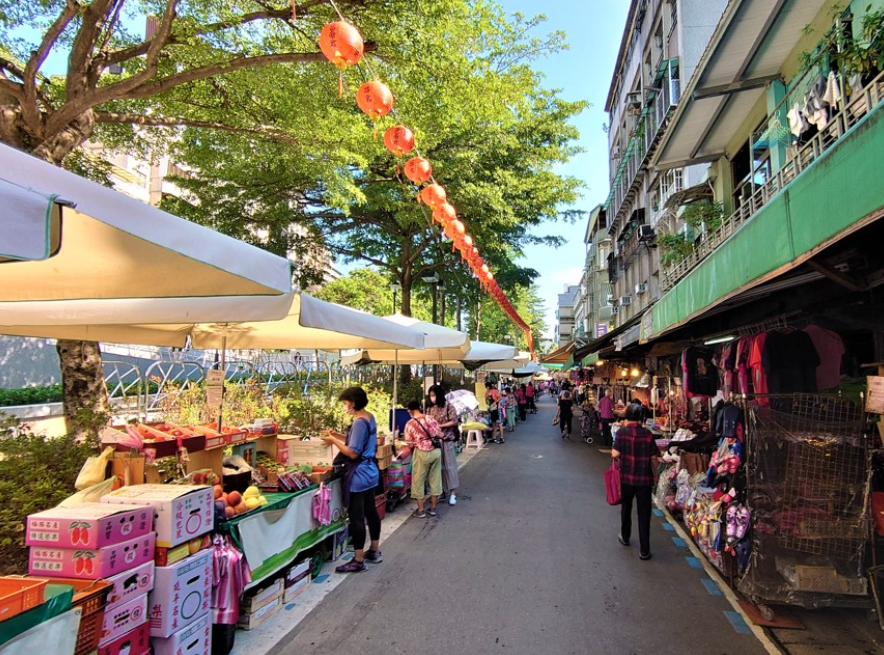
[0,0,583,436]
[313,267,431,320]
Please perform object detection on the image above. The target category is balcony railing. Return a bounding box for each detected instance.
[605,59,681,226]
[660,70,884,291]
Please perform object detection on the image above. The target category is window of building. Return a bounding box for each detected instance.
[731,124,772,208]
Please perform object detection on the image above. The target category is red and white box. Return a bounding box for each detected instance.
[102,485,213,549]
[97,620,149,655]
[26,502,154,550]
[105,560,155,611]
[148,550,212,638]
[28,532,156,579]
[151,611,211,655]
[99,593,148,647]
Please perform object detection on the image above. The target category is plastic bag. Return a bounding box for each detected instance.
[58,476,120,508]
[74,446,116,490]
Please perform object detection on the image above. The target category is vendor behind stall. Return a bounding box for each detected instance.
[321,386,382,573]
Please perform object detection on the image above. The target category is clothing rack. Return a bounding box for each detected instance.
[735,314,792,337]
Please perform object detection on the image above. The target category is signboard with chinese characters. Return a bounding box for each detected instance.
[595,323,609,338]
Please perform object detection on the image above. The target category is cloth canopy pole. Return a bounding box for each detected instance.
[217,329,227,432]
[392,350,399,435]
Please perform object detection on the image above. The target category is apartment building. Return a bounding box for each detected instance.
[554,285,579,346]
[573,206,614,345]
[601,0,728,328]
[641,0,884,344]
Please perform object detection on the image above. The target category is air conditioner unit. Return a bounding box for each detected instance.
[611,306,620,315]
[606,294,615,305]
[638,224,656,242]
[612,148,621,160]
[626,91,642,109]
[635,282,648,295]
[620,295,633,306]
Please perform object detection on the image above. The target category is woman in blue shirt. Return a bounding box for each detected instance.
[321,386,382,573]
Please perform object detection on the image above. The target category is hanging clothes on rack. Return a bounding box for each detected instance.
[762,329,821,393]
[823,70,843,107]
[804,75,830,131]
[802,324,845,389]
[682,347,719,398]
[787,103,809,137]
[748,332,770,406]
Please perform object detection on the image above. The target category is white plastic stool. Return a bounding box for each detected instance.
[464,429,484,451]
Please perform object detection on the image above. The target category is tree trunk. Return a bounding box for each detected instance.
[473,299,482,340]
[439,291,447,328]
[456,299,462,332]
[399,270,412,317]
[56,339,110,442]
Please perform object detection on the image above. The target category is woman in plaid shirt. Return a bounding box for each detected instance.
[612,403,661,560]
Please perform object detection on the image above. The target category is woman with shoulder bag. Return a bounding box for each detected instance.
[427,385,461,506]
[611,402,661,560]
[403,400,443,518]
[320,386,382,573]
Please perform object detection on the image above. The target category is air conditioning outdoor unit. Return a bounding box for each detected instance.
[635,283,648,295]
[620,295,633,306]
[606,294,615,305]
[626,91,642,109]
[638,224,656,242]
[611,306,620,315]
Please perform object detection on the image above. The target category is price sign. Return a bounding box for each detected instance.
[866,376,884,414]
[207,369,224,409]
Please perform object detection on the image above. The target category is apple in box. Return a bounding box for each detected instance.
[101,484,213,549]
[148,549,212,638]
[28,532,156,579]
[151,611,211,655]
[26,502,153,550]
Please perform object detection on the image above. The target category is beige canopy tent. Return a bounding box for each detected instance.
[0,293,426,351]
[340,314,471,365]
[0,142,292,319]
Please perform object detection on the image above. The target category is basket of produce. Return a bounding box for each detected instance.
[214,485,269,520]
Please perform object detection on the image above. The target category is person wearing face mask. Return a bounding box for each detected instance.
[426,384,460,506]
[320,386,382,573]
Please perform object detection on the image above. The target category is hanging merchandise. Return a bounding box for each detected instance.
[682,346,719,397]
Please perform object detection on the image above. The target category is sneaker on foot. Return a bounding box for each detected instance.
[413,509,427,519]
[640,552,652,561]
[618,533,630,547]
[449,495,457,506]
[427,508,438,517]
[335,559,366,573]
[364,549,383,563]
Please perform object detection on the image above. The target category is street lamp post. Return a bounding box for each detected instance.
[390,281,401,314]
[421,272,443,383]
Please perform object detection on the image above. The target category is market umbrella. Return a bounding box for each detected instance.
[0,142,292,313]
[0,294,426,351]
[481,351,533,374]
[446,389,480,414]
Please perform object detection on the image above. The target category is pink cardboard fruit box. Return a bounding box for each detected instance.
[151,611,211,655]
[97,621,149,655]
[26,502,154,550]
[106,560,155,611]
[101,484,214,549]
[28,532,156,579]
[148,549,212,638]
[99,593,148,647]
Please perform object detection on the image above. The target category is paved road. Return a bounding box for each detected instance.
[271,395,769,655]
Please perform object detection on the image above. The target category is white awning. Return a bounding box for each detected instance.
[340,314,470,364]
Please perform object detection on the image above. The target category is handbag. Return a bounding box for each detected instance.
[414,418,442,449]
[604,460,622,506]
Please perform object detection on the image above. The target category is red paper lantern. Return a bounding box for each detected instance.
[433,202,456,225]
[462,235,473,249]
[384,125,415,157]
[319,22,364,69]
[480,264,489,275]
[356,81,393,120]
[420,184,447,207]
[404,157,432,184]
[451,219,465,236]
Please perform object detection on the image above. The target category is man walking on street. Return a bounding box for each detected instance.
[526,382,536,413]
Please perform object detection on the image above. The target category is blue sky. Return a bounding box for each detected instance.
[495,0,629,337]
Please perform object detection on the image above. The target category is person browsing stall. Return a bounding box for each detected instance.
[427,385,460,506]
[320,386,382,573]
[403,401,443,518]
[612,402,661,560]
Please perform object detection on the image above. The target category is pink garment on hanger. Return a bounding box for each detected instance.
[313,482,332,526]
[212,535,250,625]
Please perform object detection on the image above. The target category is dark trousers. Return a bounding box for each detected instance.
[527,397,537,413]
[620,483,653,556]
[601,418,614,447]
[559,415,572,436]
[348,489,381,550]
[518,402,527,421]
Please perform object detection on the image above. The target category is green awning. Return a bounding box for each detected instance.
[582,352,600,366]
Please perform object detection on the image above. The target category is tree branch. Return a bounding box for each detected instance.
[330,245,392,270]
[23,0,80,135]
[94,111,301,144]
[66,0,117,98]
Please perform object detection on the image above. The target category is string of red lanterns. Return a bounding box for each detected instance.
[317,8,535,358]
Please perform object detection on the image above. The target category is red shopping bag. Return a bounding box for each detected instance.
[605,460,622,506]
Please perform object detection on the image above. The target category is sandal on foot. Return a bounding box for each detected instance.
[335,559,367,573]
